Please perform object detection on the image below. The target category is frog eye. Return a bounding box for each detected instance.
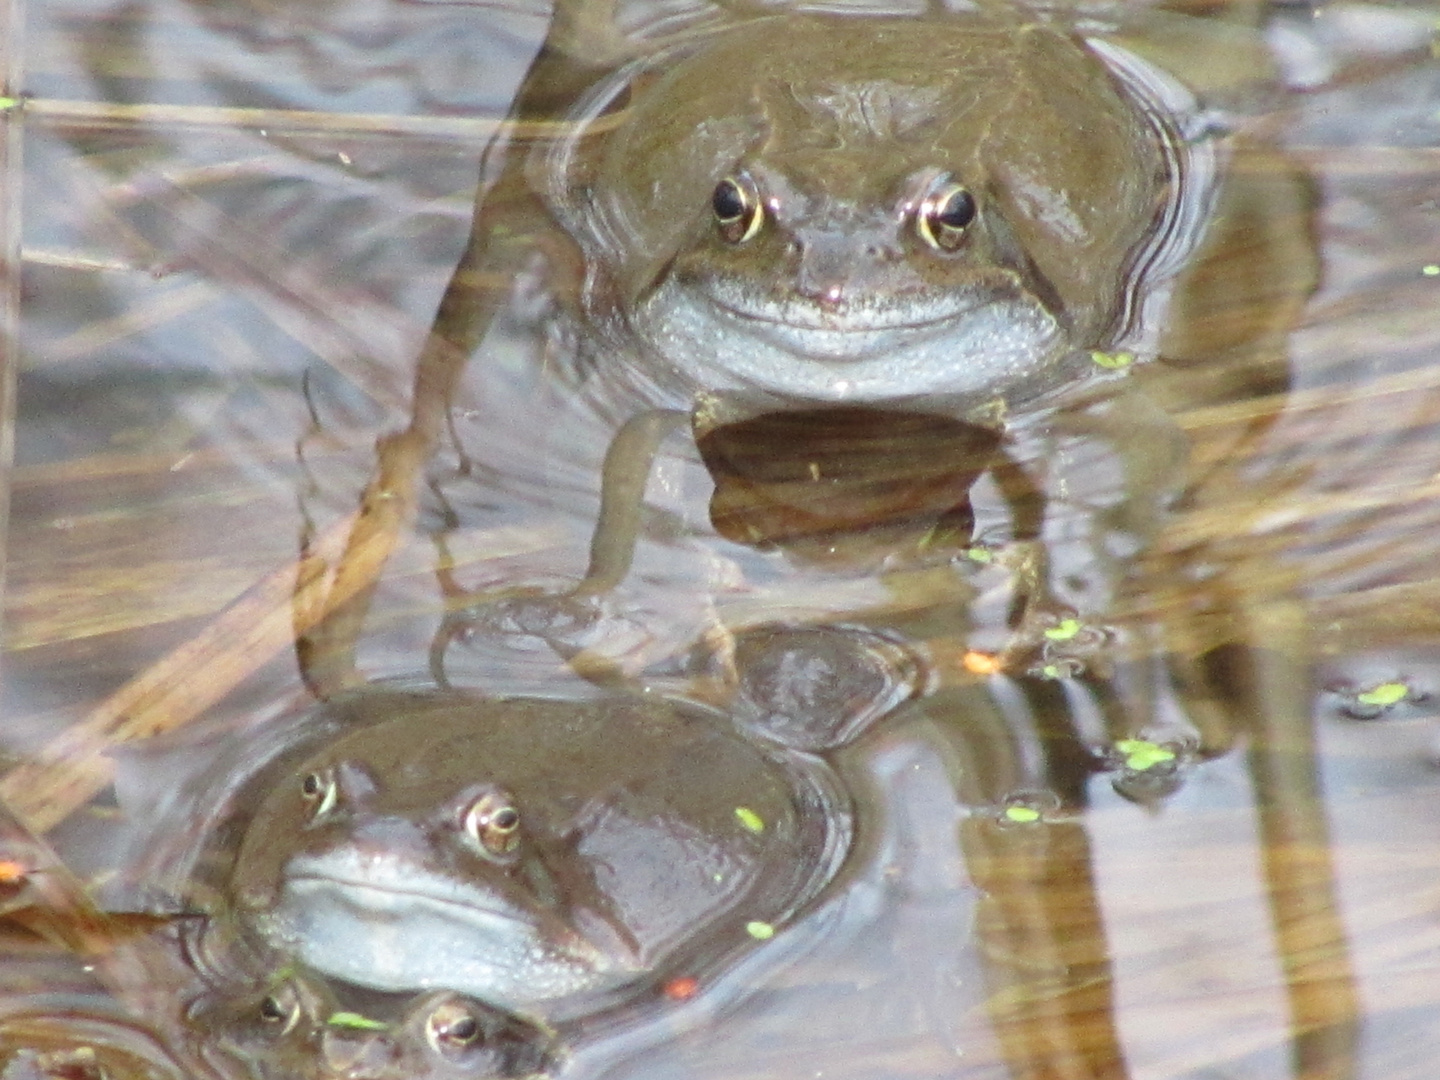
[462,790,522,858]
[712,174,763,244]
[258,987,303,1036]
[425,999,483,1054]
[300,769,338,820]
[916,179,976,252]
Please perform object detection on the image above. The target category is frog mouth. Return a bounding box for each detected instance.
[634,272,1059,372]
[714,310,964,364]
[628,274,1067,404]
[283,852,538,927]
[267,849,630,1005]
[702,292,990,345]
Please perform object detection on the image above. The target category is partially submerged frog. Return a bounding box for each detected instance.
[397,0,1244,669]
[293,1,1315,698]
[541,9,1208,417]
[159,688,849,1022]
[189,971,561,1080]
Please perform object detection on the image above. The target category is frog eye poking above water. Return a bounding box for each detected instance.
[543,11,1214,417]
[190,969,562,1080]
[191,689,849,1022]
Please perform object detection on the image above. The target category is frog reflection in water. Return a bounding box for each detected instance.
[202,689,847,1019]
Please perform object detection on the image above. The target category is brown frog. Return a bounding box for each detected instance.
[389,0,1256,681]
[303,2,1312,697]
[187,972,561,1080]
[541,9,1210,419]
[147,687,849,1023]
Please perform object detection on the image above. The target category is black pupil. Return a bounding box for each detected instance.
[935,188,975,230]
[302,775,320,796]
[492,807,519,831]
[442,1015,480,1043]
[260,996,287,1022]
[712,180,747,222]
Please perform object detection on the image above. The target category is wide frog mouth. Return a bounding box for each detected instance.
[265,847,635,1010]
[695,297,1003,365]
[697,277,997,339]
[628,272,1069,402]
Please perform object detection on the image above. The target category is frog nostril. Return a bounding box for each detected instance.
[347,816,430,859]
[794,281,848,313]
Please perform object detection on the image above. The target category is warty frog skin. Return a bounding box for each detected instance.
[535,8,1216,421]
[131,687,850,1023]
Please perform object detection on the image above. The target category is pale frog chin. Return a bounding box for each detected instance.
[631,283,1066,403]
[265,850,621,1008]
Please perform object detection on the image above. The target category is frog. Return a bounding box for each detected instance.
[540,9,1204,419]
[295,0,1314,699]
[150,686,850,1024]
[187,970,561,1080]
[371,0,1255,687]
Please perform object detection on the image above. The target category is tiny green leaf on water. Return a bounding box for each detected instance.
[734,807,765,834]
[1004,805,1041,824]
[1090,350,1134,370]
[327,1012,388,1031]
[1423,264,1440,277]
[0,97,18,111]
[745,921,775,941]
[1043,618,1082,641]
[1041,664,1062,679]
[1356,682,1409,707]
[965,546,993,564]
[1116,739,1175,771]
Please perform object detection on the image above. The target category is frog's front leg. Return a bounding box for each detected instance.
[573,409,692,596]
[431,408,691,685]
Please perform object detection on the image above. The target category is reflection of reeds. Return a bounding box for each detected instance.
[1128,313,1440,653]
[7,117,1440,821]
[0,86,584,828]
[1,0,23,672]
[27,99,506,141]
[1,10,1438,1077]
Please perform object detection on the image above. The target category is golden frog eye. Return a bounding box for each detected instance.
[300,769,338,820]
[712,174,764,244]
[425,1000,483,1054]
[916,179,976,252]
[462,790,521,858]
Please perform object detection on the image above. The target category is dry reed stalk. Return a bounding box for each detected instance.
[0,505,373,832]
[22,97,623,144]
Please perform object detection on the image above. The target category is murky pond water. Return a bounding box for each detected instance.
[3,0,1440,1077]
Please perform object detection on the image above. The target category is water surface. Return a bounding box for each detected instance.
[3,1,1440,1078]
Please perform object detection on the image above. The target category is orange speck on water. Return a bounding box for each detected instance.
[664,976,700,1001]
[0,860,29,886]
[962,651,1003,675]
